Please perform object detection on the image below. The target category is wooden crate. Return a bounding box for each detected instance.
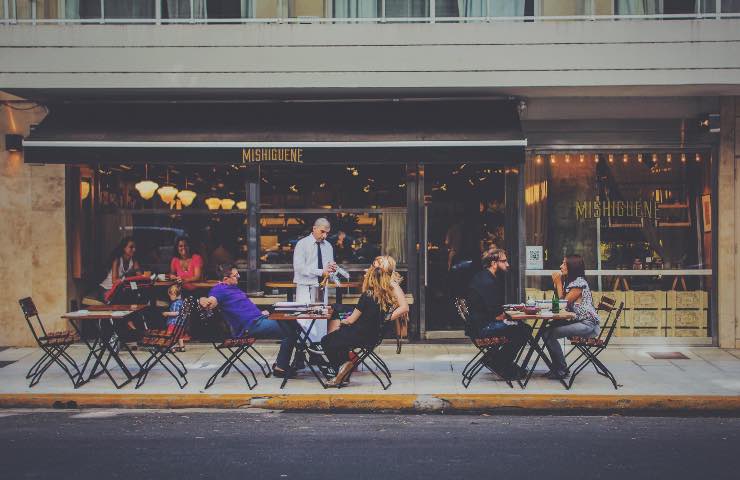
[631,327,664,337]
[615,326,631,337]
[592,291,627,307]
[667,310,708,329]
[667,291,708,309]
[626,310,667,329]
[599,309,628,328]
[666,327,709,338]
[626,290,667,309]
[525,288,545,301]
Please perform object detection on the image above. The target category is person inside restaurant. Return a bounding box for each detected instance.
[321,255,409,387]
[467,248,530,381]
[98,236,142,300]
[197,264,299,378]
[170,235,204,291]
[97,236,144,336]
[293,217,337,342]
[542,254,600,380]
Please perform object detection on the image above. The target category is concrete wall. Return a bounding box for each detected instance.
[718,96,740,349]
[0,20,739,94]
[0,95,66,347]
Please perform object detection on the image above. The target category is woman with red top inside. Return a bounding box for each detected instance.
[170,236,204,290]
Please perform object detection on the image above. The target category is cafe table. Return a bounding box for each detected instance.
[268,306,334,389]
[504,309,576,389]
[62,304,148,389]
[264,281,361,303]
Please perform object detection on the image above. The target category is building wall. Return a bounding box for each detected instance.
[0,20,739,94]
[718,96,740,348]
[0,95,66,347]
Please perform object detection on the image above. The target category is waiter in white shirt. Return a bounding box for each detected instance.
[293,217,336,341]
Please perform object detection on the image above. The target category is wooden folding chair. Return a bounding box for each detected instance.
[134,296,196,389]
[18,297,82,388]
[455,298,513,389]
[564,295,624,390]
[204,325,272,391]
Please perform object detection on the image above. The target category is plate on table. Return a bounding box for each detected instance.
[539,310,554,318]
[505,310,525,317]
[66,310,89,316]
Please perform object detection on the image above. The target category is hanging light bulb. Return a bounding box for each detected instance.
[220,198,235,210]
[622,154,629,163]
[666,154,672,163]
[652,153,658,163]
[594,154,600,163]
[681,153,687,163]
[80,180,91,200]
[550,154,556,164]
[565,154,571,163]
[608,154,614,163]
[205,197,221,210]
[579,154,585,163]
[135,164,159,200]
[695,153,702,162]
[535,155,542,165]
[177,179,197,207]
[236,201,247,210]
[157,167,179,204]
[637,154,643,163]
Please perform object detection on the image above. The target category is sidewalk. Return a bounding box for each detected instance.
[1,343,739,412]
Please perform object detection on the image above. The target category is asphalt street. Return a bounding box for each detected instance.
[0,409,738,479]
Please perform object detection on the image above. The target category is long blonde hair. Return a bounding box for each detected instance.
[361,256,403,312]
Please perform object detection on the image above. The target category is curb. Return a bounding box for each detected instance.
[1,393,739,413]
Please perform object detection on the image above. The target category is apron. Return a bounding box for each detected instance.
[295,284,329,342]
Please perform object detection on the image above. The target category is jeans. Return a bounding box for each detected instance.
[542,321,600,372]
[478,321,533,371]
[248,315,298,370]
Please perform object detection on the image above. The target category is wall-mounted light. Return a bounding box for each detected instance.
[4,134,23,152]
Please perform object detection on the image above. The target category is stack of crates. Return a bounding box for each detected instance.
[666,291,708,337]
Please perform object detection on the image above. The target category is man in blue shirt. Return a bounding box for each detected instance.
[199,264,298,378]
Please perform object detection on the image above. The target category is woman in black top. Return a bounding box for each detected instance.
[322,256,409,387]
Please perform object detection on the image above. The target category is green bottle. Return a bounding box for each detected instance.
[552,291,560,313]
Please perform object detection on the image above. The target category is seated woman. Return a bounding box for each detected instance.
[170,235,204,291]
[543,254,600,380]
[98,236,142,301]
[98,236,142,334]
[321,256,409,387]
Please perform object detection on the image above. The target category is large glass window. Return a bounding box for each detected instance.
[257,163,407,291]
[77,163,249,287]
[525,151,713,338]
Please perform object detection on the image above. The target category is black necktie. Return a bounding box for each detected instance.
[316,242,323,281]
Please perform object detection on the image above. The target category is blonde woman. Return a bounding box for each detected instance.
[322,256,409,387]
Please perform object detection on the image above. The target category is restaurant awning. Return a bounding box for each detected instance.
[23,99,526,165]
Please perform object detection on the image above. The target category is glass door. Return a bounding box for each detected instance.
[421,163,517,331]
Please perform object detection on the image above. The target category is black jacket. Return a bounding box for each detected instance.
[467,269,505,337]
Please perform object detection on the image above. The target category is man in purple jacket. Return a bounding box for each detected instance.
[199,264,297,378]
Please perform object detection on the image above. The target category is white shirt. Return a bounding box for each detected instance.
[293,234,334,286]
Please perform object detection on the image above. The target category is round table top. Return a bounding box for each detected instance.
[264,281,362,289]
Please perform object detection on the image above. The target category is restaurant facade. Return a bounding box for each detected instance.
[1,13,740,349]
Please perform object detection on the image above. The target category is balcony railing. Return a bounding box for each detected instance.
[2,1,740,25]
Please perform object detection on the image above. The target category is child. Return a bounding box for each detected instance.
[163,284,186,352]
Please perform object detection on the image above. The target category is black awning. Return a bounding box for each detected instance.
[23,99,525,164]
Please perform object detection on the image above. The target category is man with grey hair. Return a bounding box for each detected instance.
[293,217,336,342]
